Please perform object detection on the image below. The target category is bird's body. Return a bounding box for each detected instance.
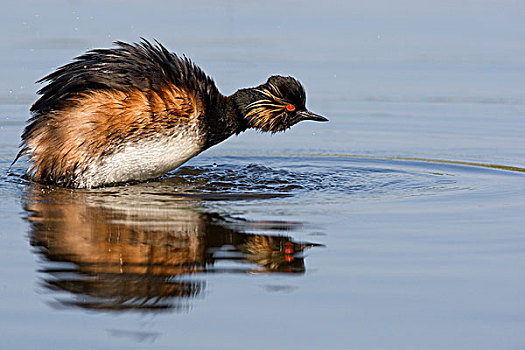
[17,39,327,188]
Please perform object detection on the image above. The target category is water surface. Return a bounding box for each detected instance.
[1,1,525,349]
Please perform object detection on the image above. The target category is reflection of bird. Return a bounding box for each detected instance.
[24,183,321,312]
[16,39,327,188]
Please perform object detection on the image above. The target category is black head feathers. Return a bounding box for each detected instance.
[236,75,327,133]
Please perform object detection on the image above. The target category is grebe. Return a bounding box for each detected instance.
[16,39,327,188]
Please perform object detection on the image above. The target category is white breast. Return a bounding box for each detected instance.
[79,130,204,188]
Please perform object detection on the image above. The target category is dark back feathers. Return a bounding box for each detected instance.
[31,38,219,114]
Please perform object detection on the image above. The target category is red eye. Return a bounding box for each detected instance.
[286,104,295,111]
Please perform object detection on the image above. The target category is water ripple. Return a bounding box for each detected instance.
[164,156,463,200]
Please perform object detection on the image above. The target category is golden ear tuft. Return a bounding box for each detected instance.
[244,85,291,132]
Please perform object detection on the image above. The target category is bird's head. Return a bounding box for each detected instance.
[235,75,327,133]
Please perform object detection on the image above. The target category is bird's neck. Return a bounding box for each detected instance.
[201,92,249,148]
[226,87,262,128]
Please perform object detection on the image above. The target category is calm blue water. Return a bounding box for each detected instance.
[1,1,525,349]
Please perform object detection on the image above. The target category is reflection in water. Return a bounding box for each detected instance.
[23,182,320,313]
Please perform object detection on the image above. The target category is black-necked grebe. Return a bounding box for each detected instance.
[16,39,327,188]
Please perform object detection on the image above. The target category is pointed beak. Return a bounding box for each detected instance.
[297,110,329,122]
